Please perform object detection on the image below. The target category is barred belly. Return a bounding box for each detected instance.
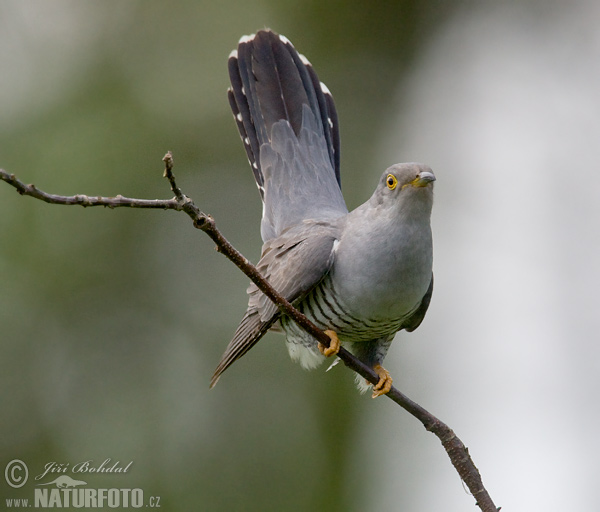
[280,276,408,369]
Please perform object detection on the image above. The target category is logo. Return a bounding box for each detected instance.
[5,459,28,488]
[34,459,133,481]
[36,475,87,488]
[4,459,162,509]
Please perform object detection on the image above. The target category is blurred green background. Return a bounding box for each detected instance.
[2,1,600,510]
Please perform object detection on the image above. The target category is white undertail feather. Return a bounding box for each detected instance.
[286,343,325,370]
[354,373,371,394]
[326,357,341,372]
[287,339,370,394]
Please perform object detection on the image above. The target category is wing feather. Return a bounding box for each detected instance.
[210,223,340,386]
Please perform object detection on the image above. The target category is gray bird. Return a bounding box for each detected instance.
[211,30,435,397]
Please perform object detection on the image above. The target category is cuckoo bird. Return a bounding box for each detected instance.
[211,30,434,397]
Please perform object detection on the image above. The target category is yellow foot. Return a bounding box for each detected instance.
[371,364,393,398]
[319,330,341,357]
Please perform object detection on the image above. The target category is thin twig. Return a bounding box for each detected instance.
[0,156,498,512]
[0,168,179,210]
[162,151,185,201]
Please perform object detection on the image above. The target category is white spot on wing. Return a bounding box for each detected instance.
[258,185,267,212]
[239,34,255,44]
[299,53,311,66]
[328,117,334,129]
[320,82,332,95]
[244,137,250,146]
[228,49,238,59]
[279,34,293,46]
[236,113,243,122]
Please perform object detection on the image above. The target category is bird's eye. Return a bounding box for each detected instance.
[386,174,397,190]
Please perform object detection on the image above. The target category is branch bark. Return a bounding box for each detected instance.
[0,154,499,512]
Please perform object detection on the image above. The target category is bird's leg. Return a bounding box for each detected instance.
[371,364,393,398]
[319,330,341,357]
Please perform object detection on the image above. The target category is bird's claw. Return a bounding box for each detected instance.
[371,364,393,398]
[319,330,341,357]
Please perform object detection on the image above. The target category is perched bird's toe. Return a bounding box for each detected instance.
[371,364,393,398]
[319,330,341,357]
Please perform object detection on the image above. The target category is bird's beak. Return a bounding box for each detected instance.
[410,171,436,188]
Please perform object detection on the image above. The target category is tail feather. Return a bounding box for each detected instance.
[227,29,341,198]
[248,32,308,137]
[227,86,264,197]
[320,81,341,180]
[288,47,341,185]
[210,310,279,388]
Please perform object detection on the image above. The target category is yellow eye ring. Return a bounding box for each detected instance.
[386,174,397,190]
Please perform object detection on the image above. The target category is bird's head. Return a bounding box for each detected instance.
[370,163,435,212]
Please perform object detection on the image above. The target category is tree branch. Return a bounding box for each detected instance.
[0,153,499,512]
